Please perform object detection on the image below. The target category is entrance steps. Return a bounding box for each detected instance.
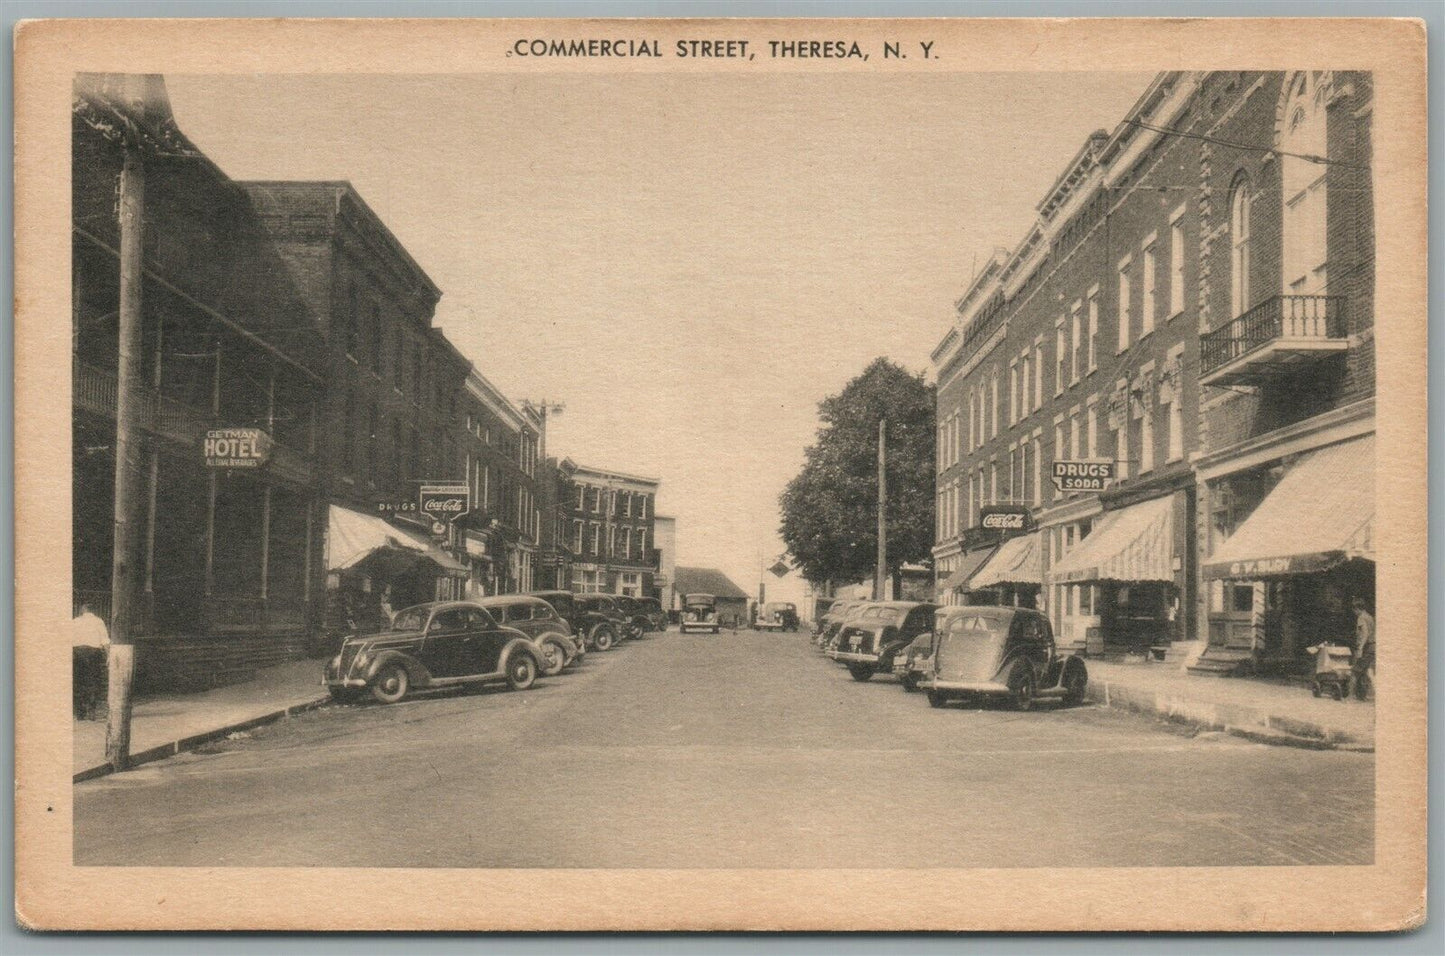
[1186,646,1254,677]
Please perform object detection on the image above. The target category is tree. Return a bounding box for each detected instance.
[779,358,936,587]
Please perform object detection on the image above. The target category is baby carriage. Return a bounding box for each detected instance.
[1307,643,1355,700]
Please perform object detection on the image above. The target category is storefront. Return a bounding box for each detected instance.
[1202,435,1374,671]
[1048,492,1186,658]
[968,532,1042,613]
[935,544,998,607]
[324,504,468,640]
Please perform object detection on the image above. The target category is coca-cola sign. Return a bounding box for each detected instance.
[418,482,470,524]
[979,505,1032,531]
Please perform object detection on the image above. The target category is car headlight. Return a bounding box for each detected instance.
[329,653,342,671]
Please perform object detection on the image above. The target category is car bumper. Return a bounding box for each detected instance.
[324,677,369,689]
[921,678,1007,694]
[831,650,881,664]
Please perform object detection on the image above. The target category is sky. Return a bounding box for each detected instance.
[166,71,1152,595]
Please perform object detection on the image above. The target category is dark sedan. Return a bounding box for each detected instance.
[323,601,545,704]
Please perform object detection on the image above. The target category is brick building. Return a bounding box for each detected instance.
[241,180,474,631]
[564,463,660,597]
[456,366,542,595]
[931,71,1373,673]
[72,75,328,685]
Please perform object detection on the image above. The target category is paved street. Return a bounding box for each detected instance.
[75,629,1373,868]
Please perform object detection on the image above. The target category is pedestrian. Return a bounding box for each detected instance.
[379,585,395,628]
[72,603,110,720]
[1351,597,1375,701]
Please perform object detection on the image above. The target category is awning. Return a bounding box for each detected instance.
[1049,495,1175,584]
[326,505,468,577]
[971,533,1042,588]
[1204,435,1374,579]
[938,545,997,592]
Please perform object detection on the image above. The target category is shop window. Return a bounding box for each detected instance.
[1078,584,1094,615]
[1232,585,1254,614]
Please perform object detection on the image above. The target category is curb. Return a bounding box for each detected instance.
[1086,678,1374,753]
[73,696,331,784]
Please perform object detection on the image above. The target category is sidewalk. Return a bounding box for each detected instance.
[74,657,329,780]
[1085,660,1374,750]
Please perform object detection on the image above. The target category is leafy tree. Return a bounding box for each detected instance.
[779,358,936,587]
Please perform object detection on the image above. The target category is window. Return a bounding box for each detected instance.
[966,472,974,529]
[1117,256,1132,352]
[1141,238,1157,337]
[989,461,998,505]
[1070,303,1084,383]
[1140,399,1155,473]
[590,523,601,555]
[1169,206,1187,317]
[990,369,1000,439]
[1280,73,1329,293]
[1230,178,1252,318]
[1054,419,1066,471]
[572,520,583,553]
[1018,350,1031,417]
[1086,401,1099,460]
[1115,402,1130,481]
[607,526,616,558]
[1055,320,1068,395]
[1007,447,1016,502]
[1032,435,1043,506]
[1165,346,1185,462]
[1069,410,1080,460]
[1034,340,1046,409]
[1008,361,1018,426]
[367,404,379,485]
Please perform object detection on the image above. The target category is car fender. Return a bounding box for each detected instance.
[363,649,431,688]
[993,650,1035,684]
[498,637,542,673]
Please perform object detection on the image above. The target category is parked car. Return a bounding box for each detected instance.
[612,595,649,640]
[475,594,582,676]
[529,590,623,651]
[631,596,668,633]
[756,601,800,632]
[828,601,939,681]
[323,601,544,705]
[574,593,631,649]
[893,606,968,692]
[920,606,1088,710]
[815,599,864,649]
[680,593,721,634]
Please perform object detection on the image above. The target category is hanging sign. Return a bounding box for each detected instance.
[202,427,272,468]
[418,482,471,525]
[1052,460,1116,492]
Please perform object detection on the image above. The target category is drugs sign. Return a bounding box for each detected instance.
[202,428,272,468]
[979,505,1032,532]
[418,483,470,524]
[1052,460,1115,492]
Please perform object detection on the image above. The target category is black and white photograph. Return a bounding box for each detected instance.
[15,16,1428,932]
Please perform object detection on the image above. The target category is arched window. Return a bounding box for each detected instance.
[1280,71,1330,294]
[1229,178,1251,319]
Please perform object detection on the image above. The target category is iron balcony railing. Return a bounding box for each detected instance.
[1200,295,1347,377]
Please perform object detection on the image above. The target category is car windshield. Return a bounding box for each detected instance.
[390,606,429,631]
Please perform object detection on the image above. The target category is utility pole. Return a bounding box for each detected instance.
[106,140,146,772]
[875,417,887,602]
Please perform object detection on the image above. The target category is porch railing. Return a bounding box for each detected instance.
[1200,295,1347,377]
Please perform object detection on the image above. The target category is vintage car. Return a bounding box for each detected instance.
[756,601,800,632]
[680,593,721,634]
[574,594,632,649]
[920,606,1088,710]
[324,601,545,705]
[612,595,650,640]
[892,606,970,692]
[631,596,668,633]
[528,590,623,651]
[475,594,582,676]
[828,601,939,681]
[814,599,864,649]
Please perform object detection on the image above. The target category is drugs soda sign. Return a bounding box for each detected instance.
[418,483,470,525]
[1052,460,1116,492]
[202,428,272,468]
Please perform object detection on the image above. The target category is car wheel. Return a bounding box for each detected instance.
[901,675,919,693]
[540,641,567,677]
[1007,662,1037,712]
[1062,666,1088,707]
[506,652,538,691]
[593,625,615,651]
[369,663,409,705]
[848,663,874,682]
[927,690,947,708]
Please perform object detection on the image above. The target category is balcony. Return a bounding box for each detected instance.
[75,360,313,482]
[1200,295,1348,388]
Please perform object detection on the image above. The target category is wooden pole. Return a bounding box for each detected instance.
[875,418,887,601]
[104,144,145,772]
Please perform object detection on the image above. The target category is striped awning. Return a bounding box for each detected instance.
[970,533,1042,588]
[1204,435,1374,579]
[1048,495,1175,584]
[327,505,468,576]
[938,545,997,592]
